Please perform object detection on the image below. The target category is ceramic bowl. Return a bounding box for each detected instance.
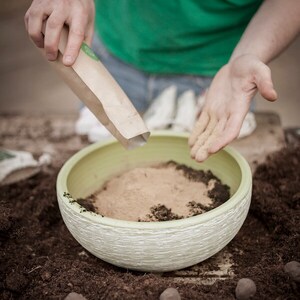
[57,131,252,272]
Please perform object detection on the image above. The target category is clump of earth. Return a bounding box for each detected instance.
[77,161,230,222]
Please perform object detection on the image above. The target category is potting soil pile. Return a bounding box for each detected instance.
[0,146,299,299]
[78,161,230,221]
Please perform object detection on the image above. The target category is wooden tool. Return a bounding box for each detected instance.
[45,26,150,149]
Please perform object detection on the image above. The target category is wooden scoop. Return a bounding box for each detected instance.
[43,26,150,149]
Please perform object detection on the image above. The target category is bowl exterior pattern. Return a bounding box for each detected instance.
[57,185,251,272]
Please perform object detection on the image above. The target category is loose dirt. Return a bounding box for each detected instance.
[0,145,299,299]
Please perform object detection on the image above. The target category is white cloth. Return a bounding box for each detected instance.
[75,87,256,142]
[75,106,113,142]
[238,112,257,138]
[75,107,99,135]
[143,85,177,130]
[171,90,197,132]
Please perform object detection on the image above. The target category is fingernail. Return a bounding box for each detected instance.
[64,55,73,64]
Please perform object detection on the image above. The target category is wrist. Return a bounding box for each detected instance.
[229,53,263,64]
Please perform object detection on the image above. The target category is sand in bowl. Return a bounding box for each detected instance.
[78,161,230,222]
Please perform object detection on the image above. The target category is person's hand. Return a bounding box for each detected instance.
[24,0,95,66]
[189,54,277,162]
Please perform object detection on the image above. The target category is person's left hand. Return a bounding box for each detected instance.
[189,54,277,162]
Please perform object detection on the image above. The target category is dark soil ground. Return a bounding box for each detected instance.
[0,144,299,299]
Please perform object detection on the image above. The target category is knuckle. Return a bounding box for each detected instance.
[54,0,67,12]
[28,8,39,18]
[70,27,85,38]
[59,0,66,8]
[79,7,89,18]
[47,18,61,29]
[73,6,89,22]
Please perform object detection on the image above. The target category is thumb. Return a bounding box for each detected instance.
[254,63,277,102]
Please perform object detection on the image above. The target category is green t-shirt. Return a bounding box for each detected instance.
[95,0,262,77]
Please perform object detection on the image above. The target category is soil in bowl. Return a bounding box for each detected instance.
[77,161,230,222]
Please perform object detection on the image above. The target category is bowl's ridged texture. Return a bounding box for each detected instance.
[57,132,252,272]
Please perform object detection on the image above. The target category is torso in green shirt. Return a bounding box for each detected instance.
[95,0,262,77]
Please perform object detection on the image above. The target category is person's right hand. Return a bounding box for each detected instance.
[24,0,95,66]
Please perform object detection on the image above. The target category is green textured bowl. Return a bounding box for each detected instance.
[57,131,252,272]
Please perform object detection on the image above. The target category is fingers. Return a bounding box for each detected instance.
[255,63,278,102]
[85,22,94,46]
[257,79,277,102]
[188,111,209,147]
[190,114,217,159]
[189,112,245,162]
[25,9,44,48]
[24,0,94,66]
[63,13,88,66]
[85,0,95,46]
[44,12,65,60]
[193,117,227,162]
[209,113,244,154]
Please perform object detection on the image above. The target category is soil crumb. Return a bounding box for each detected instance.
[82,161,230,221]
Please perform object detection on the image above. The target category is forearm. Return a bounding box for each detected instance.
[230,0,300,63]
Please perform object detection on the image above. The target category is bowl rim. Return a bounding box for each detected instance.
[57,131,252,229]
